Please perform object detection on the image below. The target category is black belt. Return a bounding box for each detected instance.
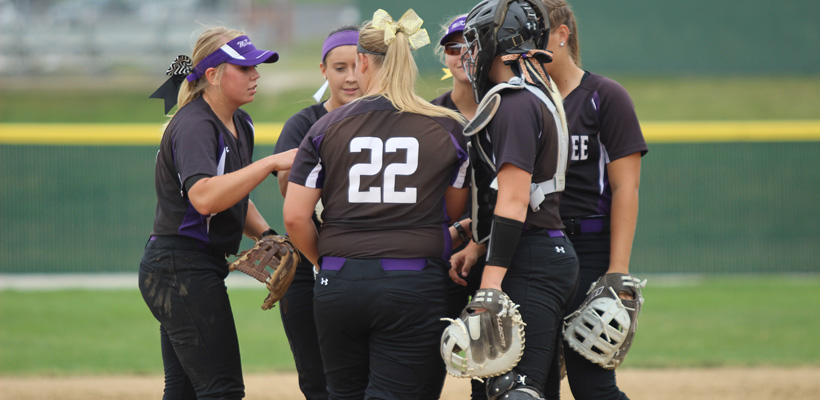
[562,215,610,235]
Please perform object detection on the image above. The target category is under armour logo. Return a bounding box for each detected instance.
[555,246,565,253]
[321,278,328,286]
[225,147,230,153]
[517,374,527,385]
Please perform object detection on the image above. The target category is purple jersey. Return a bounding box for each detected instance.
[288,96,470,259]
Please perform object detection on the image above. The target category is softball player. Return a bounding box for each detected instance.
[451,1,580,398]
[283,9,469,399]
[431,14,490,400]
[138,27,295,399]
[432,14,485,293]
[539,1,648,399]
[272,25,360,400]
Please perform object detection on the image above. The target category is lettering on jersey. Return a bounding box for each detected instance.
[571,135,589,161]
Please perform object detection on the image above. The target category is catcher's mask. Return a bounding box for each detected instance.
[461,0,550,103]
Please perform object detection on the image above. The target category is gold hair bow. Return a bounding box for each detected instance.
[371,9,431,50]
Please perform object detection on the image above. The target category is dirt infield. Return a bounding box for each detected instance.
[2,367,818,399]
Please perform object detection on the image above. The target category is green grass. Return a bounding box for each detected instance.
[632,276,820,367]
[1,276,818,376]
[1,75,819,123]
[0,288,295,376]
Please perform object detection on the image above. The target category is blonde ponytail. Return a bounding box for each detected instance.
[358,17,467,125]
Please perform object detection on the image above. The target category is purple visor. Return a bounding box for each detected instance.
[439,15,467,45]
[187,35,279,82]
[321,30,359,62]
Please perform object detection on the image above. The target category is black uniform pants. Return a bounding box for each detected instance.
[501,230,579,394]
[557,232,630,400]
[279,256,328,400]
[313,258,449,400]
[138,236,244,400]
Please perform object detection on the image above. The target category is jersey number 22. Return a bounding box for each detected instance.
[349,137,418,204]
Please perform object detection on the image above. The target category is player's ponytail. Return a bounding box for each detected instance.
[358,11,466,125]
[542,0,581,67]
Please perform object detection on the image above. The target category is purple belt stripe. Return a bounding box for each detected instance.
[548,229,564,238]
[580,218,604,233]
[320,256,428,271]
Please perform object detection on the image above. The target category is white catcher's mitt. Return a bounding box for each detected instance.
[563,273,646,369]
[440,288,526,379]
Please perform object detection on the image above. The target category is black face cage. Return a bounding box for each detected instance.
[461,0,550,103]
[461,24,498,103]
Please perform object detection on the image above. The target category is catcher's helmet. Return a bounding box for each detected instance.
[461,0,550,102]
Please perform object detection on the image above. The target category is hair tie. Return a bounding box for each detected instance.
[370,9,430,50]
[501,50,554,89]
[149,55,193,115]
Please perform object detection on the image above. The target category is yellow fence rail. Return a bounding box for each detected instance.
[2,121,820,145]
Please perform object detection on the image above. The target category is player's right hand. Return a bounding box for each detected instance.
[449,241,484,286]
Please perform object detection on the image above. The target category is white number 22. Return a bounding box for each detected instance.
[348,137,418,203]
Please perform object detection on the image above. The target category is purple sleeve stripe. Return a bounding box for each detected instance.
[591,91,601,116]
[448,131,470,187]
[312,133,325,149]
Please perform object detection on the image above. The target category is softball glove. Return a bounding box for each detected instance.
[229,234,300,310]
[563,272,646,369]
[440,288,526,379]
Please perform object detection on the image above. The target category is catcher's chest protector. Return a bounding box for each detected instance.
[464,76,569,243]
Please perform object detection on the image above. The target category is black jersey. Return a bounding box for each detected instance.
[474,86,567,231]
[559,72,648,218]
[430,91,457,111]
[274,102,328,155]
[288,96,470,259]
[151,96,255,255]
[275,102,328,228]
